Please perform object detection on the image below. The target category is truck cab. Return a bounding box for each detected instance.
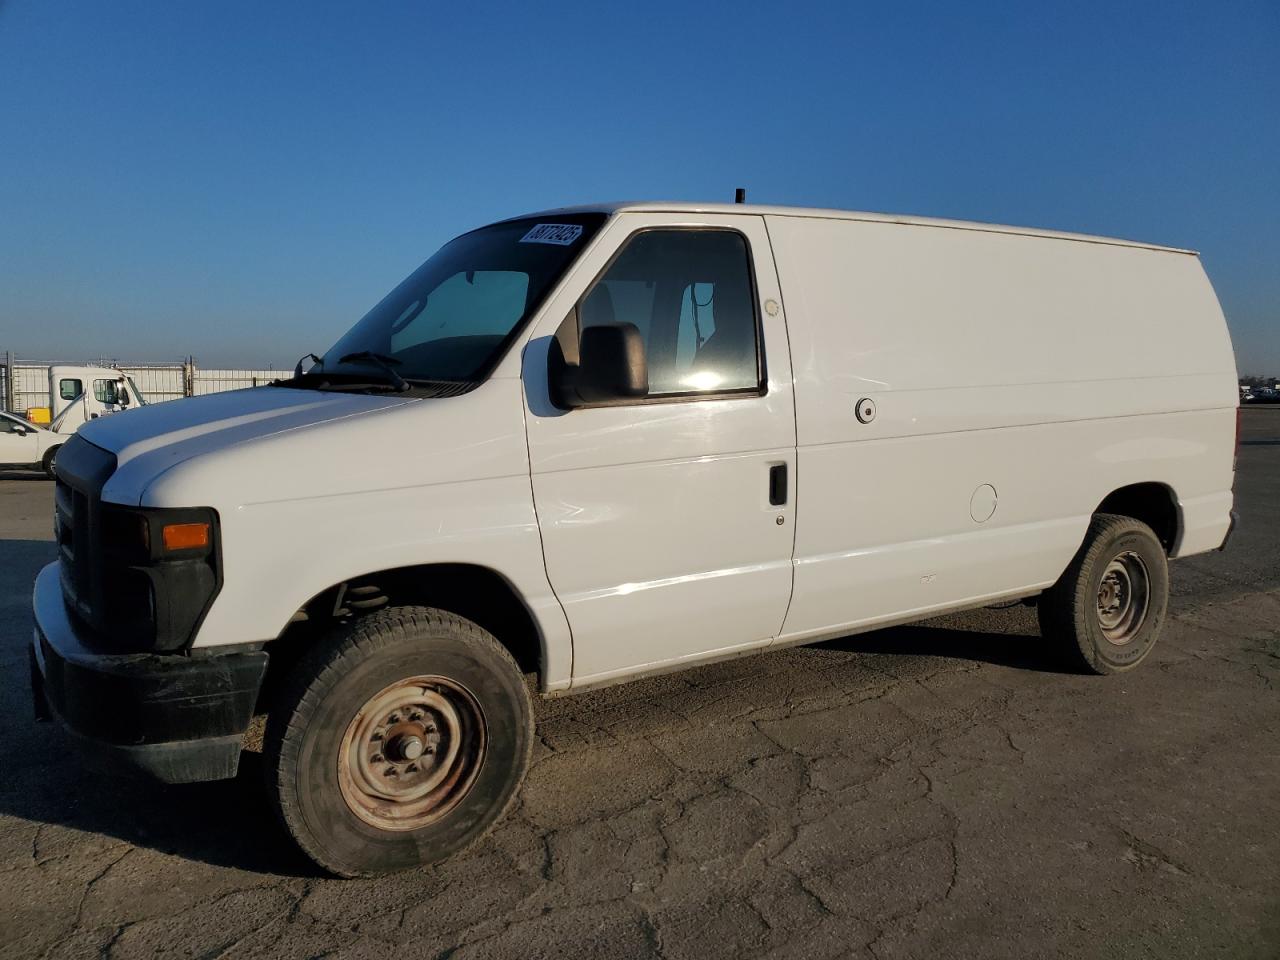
[41,365,146,434]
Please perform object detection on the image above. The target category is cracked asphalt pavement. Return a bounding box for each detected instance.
[2,409,1278,959]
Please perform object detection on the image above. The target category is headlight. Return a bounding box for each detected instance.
[97,504,221,652]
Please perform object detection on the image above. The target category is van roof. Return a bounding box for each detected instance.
[506,202,1196,255]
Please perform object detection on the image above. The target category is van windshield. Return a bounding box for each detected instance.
[321,214,606,386]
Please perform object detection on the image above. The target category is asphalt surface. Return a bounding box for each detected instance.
[2,409,1278,960]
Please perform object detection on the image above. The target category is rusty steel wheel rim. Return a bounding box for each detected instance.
[337,675,486,832]
[1096,550,1150,645]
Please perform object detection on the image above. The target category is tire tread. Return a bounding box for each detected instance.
[1038,513,1167,675]
[262,605,533,877]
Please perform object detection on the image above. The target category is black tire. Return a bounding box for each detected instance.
[42,445,61,479]
[1038,513,1169,675]
[263,606,534,877]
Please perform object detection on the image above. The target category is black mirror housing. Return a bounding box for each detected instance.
[551,322,648,408]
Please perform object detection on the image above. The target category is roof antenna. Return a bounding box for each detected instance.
[734,187,746,204]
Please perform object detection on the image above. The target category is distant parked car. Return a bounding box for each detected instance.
[0,410,65,477]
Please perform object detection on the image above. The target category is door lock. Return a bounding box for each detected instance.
[855,398,876,424]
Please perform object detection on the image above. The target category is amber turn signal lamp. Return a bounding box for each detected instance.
[162,522,210,552]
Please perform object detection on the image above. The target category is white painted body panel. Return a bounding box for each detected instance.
[52,202,1237,698]
[522,213,797,686]
[763,214,1236,641]
[80,382,575,690]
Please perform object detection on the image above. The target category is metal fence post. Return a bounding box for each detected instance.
[183,357,195,397]
[3,351,13,413]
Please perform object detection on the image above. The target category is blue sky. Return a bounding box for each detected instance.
[1,1,1276,372]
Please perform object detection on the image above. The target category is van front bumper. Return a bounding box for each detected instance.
[29,563,267,784]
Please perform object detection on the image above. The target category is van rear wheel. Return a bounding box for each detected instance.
[1037,513,1169,674]
[263,606,533,877]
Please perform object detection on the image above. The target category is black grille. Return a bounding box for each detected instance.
[53,436,118,635]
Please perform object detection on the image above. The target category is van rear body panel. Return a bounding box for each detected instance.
[763,213,1236,640]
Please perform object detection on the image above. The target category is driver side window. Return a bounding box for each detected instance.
[572,230,762,398]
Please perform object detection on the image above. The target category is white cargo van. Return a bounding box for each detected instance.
[31,203,1239,876]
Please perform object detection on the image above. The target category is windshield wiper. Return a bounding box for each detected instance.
[338,351,410,392]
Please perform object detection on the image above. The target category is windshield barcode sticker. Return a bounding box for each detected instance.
[520,223,584,246]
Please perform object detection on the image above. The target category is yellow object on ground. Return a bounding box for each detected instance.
[25,407,51,425]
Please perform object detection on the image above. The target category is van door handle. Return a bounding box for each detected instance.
[768,464,788,506]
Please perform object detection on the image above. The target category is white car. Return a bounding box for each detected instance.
[0,410,64,477]
[31,201,1239,877]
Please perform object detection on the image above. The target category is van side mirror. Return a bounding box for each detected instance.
[550,322,648,408]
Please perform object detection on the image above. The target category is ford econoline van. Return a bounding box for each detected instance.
[30,202,1239,876]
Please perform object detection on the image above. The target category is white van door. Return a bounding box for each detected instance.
[524,213,797,686]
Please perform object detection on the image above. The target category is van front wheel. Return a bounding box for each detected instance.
[1038,514,1169,674]
[263,606,534,877]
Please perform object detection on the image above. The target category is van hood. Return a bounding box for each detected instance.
[89,378,529,511]
[83,386,415,502]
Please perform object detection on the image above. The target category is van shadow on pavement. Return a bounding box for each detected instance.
[820,620,1076,674]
